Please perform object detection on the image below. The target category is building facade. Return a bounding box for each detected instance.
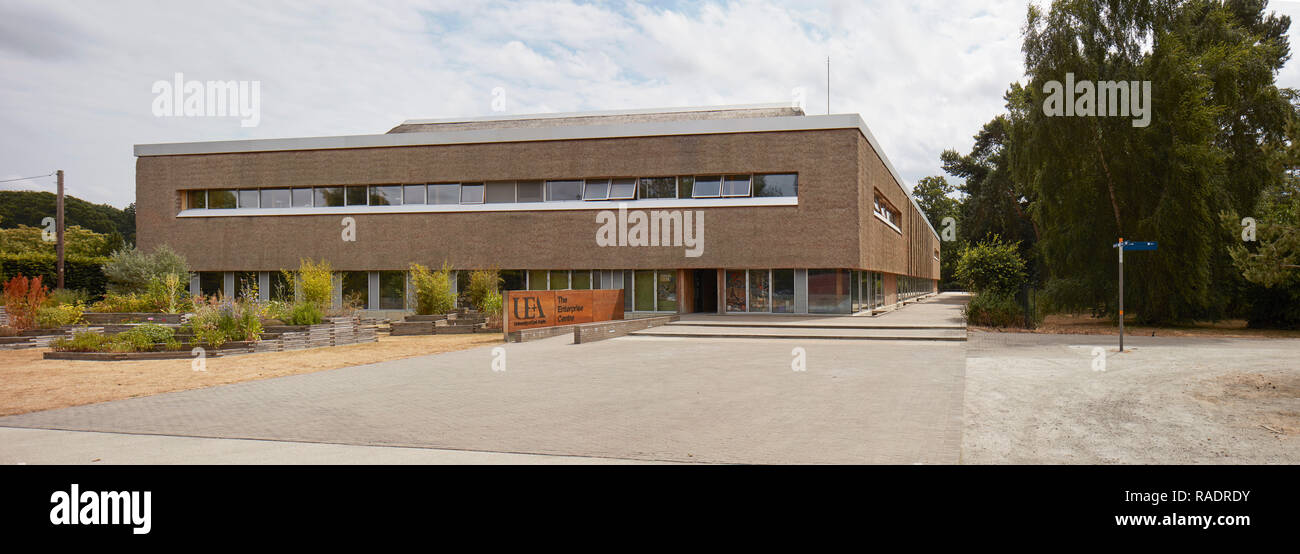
[135,104,940,315]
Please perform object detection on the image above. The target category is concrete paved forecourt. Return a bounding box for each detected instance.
[0,294,968,465]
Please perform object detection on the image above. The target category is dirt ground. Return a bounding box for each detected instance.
[974,314,1300,339]
[963,331,1300,464]
[0,334,501,417]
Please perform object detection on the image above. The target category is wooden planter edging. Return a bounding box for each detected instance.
[35,317,377,359]
[44,350,225,361]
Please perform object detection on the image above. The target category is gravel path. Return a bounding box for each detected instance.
[963,332,1300,464]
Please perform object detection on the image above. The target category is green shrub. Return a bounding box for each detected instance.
[89,292,157,313]
[0,253,108,298]
[51,330,111,352]
[36,303,85,328]
[282,258,333,308]
[466,268,501,312]
[102,245,189,294]
[145,273,188,313]
[480,290,503,326]
[185,297,264,347]
[46,288,91,307]
[125,323,175,344]
[955,235,1027,296]
[410,262,455,315]
[963,291,1036,328]
[288,301,324,325]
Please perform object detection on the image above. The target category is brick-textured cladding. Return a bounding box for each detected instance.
[137,128,939,279]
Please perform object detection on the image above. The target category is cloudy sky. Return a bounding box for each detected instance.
[4,0,1300,208]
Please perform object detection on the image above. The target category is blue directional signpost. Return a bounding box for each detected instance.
[1112,238,1158,352]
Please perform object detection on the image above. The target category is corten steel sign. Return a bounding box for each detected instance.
[504,289,625,333]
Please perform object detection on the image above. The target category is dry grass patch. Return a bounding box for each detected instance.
[0,334,501,416]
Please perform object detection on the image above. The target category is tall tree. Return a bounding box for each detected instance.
[1012,0,1293,323]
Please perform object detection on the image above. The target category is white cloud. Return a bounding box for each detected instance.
[5,0,1297,209]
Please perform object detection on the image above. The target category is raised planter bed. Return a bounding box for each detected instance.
[390,321,434,336]
[20,327,66,336]
[404,314,447,322]
[44,350,225,361]
[82,313,182,325]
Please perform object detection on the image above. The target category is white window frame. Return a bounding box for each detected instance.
[608,178,637,200]
[692,176,723,198]
[722,175,752,197]
[460,182,484,204]
[583,179,610,201]
[484,181,517,204]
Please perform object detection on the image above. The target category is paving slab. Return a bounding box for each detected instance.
[0,332,967,464]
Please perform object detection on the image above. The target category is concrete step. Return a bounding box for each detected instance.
[664,321,965,331]
[631,325,966,341]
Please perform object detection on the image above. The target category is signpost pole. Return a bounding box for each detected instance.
[1118,237,1124,353]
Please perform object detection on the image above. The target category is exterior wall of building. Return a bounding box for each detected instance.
[137,129,865,272]
[136,118,941,314]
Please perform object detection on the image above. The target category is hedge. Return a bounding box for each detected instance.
[0,253,108,297]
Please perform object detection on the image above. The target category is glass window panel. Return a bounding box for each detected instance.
[315,187,344,207]
[460,182,484,204]
[723,175,752,197]
[656,271,677,312]
[546,180,583,201]
[692,176,722,198]
[634,270,655,311]
[528,270,548,290]
[238,189,259,208]
[772,269,795,313]
[429,184,460,205]
[583,179,610,200]
[455,271,471,308]
[500,270,527,291]
[270,272,293,302]
[342,271,368,309]
[677,176,694,199]
[209,190,236,209]
[623,271,633,311]
[850,270,859,312]
[369,185,402,206]
[484,181,515,203]
[609,178,637,200]
[345,186,368,206]
[378,271,405,310]
[638,177,676,199]
[748,269,769,312]
[402,184,426,205]
[260,188,291,208]
[292,188,313,207]
[549,270,569,290]
[186,190,206,209]
[571,271,591,290]
[725,270,747,312]
[516,180,544,202]
[198,272,223,297]
[234,271,258,299]
[808,269,851,314]
[753,174,798,197]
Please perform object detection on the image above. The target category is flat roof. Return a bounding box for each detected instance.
[134,109,939,240]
